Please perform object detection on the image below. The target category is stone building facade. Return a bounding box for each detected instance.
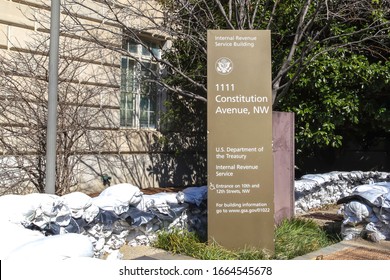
[0,0,203,194]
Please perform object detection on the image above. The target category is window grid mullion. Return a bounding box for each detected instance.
[121,39,160,129]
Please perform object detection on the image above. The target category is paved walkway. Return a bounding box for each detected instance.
[293,238,390,260]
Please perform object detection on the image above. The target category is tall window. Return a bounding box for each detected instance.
[120,39,161,129]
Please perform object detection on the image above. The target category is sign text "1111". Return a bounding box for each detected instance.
[215,84,235,91]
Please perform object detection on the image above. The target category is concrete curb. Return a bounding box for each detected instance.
[293,239,390,260]
[119,245,196,260]
[293,241,353,260]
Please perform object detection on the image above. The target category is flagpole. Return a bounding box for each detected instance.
[45,0,60,194]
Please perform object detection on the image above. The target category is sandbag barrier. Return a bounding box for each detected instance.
[295,171,390,213]
[2,171,389,259]
[0,184,208,259]
[337,182,390,242]
[295,171,390,242]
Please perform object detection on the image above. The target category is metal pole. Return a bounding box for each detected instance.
[45,0,60,194]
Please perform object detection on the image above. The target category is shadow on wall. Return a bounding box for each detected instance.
[79,129,207,190]
[148,132,207,188]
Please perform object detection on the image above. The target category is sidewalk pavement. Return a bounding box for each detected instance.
[293,238,390,260]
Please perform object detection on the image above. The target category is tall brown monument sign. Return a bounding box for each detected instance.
[207,30,274,252]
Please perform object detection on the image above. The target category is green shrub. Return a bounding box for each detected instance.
[153,218,340,260]
[274,218,337,259]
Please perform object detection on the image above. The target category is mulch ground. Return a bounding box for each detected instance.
[320,246,390,260]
